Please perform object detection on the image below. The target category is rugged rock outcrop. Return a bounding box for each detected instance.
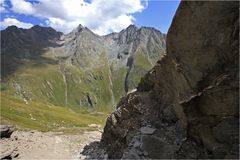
[101,1,239,159]
[103,24,166,64]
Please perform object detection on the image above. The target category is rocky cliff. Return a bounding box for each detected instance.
[101,1,239,159]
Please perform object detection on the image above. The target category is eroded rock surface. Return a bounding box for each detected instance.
[101,1,239,159]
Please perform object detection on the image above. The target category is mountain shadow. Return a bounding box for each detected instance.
[1,25,63,80]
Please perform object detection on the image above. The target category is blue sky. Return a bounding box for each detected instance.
[0,0,180,35]
[134,1,180,33]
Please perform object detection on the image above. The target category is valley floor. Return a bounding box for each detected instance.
[0,129,103,159]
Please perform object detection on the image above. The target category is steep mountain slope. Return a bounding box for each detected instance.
[101,1,239,159]
[104,25,166,96]
[1,25,63,78]
[1,24,166,128]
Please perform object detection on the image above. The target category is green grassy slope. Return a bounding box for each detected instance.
[1,93,107,132]
[1,51,155,131]
[128,52,153,89]
[2,56,114,111]
[1,56,112,131]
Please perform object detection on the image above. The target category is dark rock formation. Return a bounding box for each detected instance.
[101,1,239,159]
[124,56,134,93]
[0,125,14,138]
[1,25,63,58]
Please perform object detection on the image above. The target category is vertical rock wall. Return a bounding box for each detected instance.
[101,1,239,159]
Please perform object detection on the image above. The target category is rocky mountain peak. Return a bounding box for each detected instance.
[5,25,19,31]
[66,24,100,42]
[1,20,166,116]
[1,24,62,60]
[31,25,45,30]
[125,24,138,31]
[30,25,58,33]
[75,24,85,32]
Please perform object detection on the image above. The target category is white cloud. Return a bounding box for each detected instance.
[7,0,148,35]
[10,0,35,14]
[0,0,8,13]
[0,17,33,28]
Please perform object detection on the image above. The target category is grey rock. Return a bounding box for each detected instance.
[140,127,156,135]
[162,105,178,123]
[101,1,239,159]
[143,150,148,156]
[0,125,14,138]
[110,114,117,126]
[212,118,239,144]
[122,146,144,159]
[142,135,177,159]
[133,141,141,148]
[0,147,18,159]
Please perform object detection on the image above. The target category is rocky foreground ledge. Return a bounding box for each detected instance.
[0,127,103,159]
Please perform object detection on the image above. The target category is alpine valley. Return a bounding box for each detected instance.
[1,24,166,130]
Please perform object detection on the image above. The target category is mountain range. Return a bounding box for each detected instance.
[1,24,166,112]
[0,1,238,159]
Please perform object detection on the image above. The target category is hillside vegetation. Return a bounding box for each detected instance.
[1,93,107,132]
[1,24,165,131]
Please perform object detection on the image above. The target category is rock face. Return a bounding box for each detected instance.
[65,24,166,64]
[101,1,239,159]
[104,25,166,64]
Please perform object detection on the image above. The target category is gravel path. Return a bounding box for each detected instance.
[0,130,102,159]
